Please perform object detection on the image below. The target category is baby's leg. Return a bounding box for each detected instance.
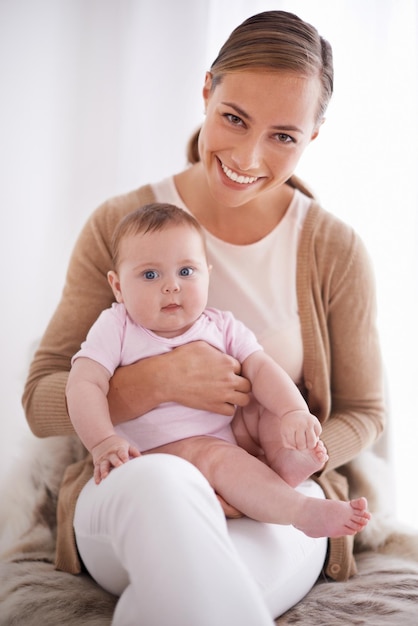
[144,436,370,538]
[231,403,265,458]
[268,444,329,488]
[237,405,328,487]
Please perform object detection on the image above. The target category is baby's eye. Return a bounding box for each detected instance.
[143,270,159,280]
[179,267,194,277]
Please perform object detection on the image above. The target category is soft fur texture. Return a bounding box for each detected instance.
[1,434,418,625]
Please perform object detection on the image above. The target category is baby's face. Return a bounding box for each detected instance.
[109,225,210,338]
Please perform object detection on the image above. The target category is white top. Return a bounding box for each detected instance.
[152,177,311,384]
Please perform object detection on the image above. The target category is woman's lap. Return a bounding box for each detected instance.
[74,454,326,622]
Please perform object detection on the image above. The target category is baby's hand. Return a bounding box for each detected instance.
[280,410,322,450]
[92,435,141,484]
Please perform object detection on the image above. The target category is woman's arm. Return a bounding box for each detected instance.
[23,199,124,437]
[307,219,386,472]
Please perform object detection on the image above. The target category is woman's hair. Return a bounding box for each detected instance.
[187,10,333,180]
[111,203,206,268]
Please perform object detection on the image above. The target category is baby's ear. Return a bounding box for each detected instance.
[107,270,123,303]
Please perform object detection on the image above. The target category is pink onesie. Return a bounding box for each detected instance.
[72,303,262,451]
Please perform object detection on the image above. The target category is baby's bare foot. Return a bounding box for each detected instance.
[293,496,371,538]
[270,440,329,487]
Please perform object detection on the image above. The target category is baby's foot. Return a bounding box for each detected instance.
[270,440,329,487]
[293,496,371,538]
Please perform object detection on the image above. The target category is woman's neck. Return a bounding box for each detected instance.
[174,164,294,245]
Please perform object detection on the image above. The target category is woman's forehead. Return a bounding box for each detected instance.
[210,70,321,126]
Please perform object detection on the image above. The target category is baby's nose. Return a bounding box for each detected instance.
[162,279,180,293]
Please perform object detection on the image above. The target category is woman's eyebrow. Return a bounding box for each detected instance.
[222,101,252,121]
[272,124,304,134]
[221,101,304,134]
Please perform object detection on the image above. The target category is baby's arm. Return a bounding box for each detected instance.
[241,351,321,450]
[66,357,140,483]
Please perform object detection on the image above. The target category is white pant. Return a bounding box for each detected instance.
[74,454,327,626]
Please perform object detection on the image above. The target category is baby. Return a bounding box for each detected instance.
[66,203,370,539]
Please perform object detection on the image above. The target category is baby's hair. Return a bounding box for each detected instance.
[111,203,206,268]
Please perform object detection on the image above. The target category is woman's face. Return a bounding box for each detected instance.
[199,70,322,207]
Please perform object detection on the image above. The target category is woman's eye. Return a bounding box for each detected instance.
[179,267,194,277]
[143,270,159,280]
[225,113,244,126]
[275,133,295,144]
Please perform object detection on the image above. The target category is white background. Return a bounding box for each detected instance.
[1,0,417,526]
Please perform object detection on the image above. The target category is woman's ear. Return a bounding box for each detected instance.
[202,71,213,109]
[107,270,123,303]
[311,118,325,141]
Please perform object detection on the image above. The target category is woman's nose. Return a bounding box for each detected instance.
[232,135,262,171]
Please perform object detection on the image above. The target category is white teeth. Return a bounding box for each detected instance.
[221,163,258,184]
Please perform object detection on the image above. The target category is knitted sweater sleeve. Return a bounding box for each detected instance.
[22,186,155,437]
[298,206,386,472]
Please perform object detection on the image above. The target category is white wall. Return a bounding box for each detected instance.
[1,0,417,527]
[0,0,209,460]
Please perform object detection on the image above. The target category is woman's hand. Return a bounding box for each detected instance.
[167,341,251,414]
[108,341,252,424]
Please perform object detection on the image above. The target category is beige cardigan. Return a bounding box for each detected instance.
[22,183,385,582]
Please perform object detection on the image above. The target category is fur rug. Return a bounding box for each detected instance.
[1,435,418,625]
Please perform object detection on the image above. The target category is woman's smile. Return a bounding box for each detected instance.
[220,160,259,185]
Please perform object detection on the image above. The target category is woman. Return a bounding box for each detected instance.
[22,10,385,625]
